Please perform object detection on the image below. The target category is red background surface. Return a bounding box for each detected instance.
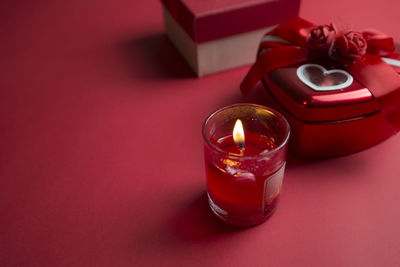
[1,0,400,266]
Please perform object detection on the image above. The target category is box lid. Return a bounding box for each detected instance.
[264,59,385,122]
[161,0,300,43]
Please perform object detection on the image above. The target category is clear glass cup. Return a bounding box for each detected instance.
[202,103,290,226]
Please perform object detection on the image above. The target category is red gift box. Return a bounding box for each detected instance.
[241,18,400,158]
[160,0,300,77]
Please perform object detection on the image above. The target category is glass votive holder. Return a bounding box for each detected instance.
[202,103,290,226]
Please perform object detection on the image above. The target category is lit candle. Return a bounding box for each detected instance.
[203,104,290,226]
[233,119,245,149]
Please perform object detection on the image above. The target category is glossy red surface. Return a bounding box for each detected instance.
[267,61,383,121]
[258,83,394,158]
[259,34,400,153]
[270,61,375,106]
[2,0,400,266]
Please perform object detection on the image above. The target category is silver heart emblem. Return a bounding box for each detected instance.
[296,64,354,91]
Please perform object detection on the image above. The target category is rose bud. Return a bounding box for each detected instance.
[329,30,367,62]
[307,23,337,50]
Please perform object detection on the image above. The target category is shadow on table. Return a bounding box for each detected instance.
[170,191,254,242]
[285,149,371,185]
[118,33,195,81]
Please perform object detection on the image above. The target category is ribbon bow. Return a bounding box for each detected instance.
[241,18,400,133]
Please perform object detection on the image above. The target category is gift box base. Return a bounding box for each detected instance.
[260,80,395,158]
[163,8,275,77]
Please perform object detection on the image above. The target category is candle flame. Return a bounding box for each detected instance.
[233,119,245,148]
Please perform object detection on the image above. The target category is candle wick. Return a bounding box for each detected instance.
[238,142,244,150]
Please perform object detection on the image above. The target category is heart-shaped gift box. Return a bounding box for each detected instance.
[241,18,400,158]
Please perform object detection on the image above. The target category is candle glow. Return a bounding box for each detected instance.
[233,119,245,148]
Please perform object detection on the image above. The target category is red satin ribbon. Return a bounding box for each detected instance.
[241,18,400,133]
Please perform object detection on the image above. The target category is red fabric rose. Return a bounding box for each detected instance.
[307,24,337,50]
[329,30,367,62]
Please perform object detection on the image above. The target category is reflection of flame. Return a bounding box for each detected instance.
[223,159,239,167]
[233,119,245,148]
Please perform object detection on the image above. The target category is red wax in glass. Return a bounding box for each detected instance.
[205,132,284,225]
